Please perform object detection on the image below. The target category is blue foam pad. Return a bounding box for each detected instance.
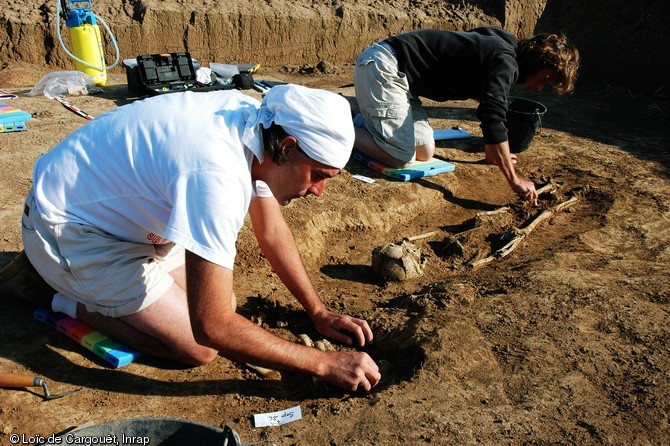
[353,151,455,181]
[0,102,31,132]
[433,127,471,140]
[33,307,143,368]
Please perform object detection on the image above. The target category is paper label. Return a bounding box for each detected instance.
[253,405,302,427]
[352,174,376,183]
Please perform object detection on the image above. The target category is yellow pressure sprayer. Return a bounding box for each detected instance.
[56,0,120,86]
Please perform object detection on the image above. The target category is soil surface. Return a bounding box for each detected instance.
[1,2,670,445]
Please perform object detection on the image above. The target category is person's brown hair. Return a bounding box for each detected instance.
[517,32,580,94]
[262,122,290,163]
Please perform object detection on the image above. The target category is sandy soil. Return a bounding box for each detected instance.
[1,30,670,446]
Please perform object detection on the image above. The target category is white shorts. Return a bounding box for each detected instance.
[354,41,434,163]
[21,188,183,317]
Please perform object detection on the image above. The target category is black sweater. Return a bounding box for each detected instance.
[387,26,518,144]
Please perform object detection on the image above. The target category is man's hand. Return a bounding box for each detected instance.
[485,142,538,206]
[319,350,381,392]
[311,309,374,347]
[510,178,538,206]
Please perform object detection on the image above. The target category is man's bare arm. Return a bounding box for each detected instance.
[184,251,380,391]
[248,196,374,347]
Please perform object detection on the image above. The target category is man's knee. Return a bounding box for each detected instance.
[416,142,435,161]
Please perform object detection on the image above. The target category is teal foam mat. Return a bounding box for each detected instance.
[353,151,455,181]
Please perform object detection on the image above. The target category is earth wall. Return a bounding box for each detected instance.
[0,0,668,91]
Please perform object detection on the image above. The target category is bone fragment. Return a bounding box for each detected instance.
[246,363,281,380]
[469,195,579,268]
[404,230,441,242]
[297,334,314,347]
[319,339,336,352]
[535,182,558,196]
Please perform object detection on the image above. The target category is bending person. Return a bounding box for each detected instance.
[22,84,380,392]
[353,26,579,205]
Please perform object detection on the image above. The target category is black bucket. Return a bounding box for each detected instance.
[49,418,242,445]
[506,96,547,153]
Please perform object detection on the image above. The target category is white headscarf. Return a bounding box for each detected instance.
[247,84,355,169]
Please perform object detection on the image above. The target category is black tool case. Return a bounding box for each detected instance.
[124,52,259,97]
[124,52,198,96]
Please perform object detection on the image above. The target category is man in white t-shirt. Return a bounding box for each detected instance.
[21,84,381,392]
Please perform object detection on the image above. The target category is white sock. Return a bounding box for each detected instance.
[51,292,78,319]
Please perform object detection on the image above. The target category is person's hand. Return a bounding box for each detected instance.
[320,350,381,392]
[311,309,374,347]
[510,178,538,206]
